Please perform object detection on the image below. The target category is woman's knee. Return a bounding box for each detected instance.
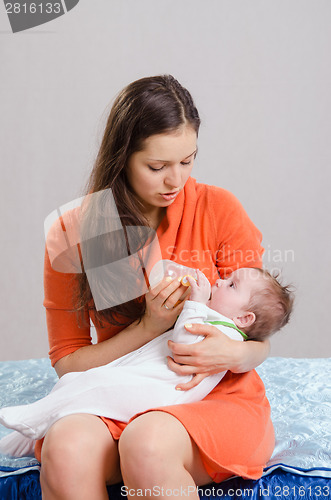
[40,414,121,493]
[119,412,190,481]
[119,412,212,488]
[40,416,94,489]
[120,412,173,455]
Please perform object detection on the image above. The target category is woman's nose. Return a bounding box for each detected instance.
[164,165,181,188]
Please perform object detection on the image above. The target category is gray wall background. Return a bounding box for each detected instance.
[0,0,330,361]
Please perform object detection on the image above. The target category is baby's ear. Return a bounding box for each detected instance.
[234,312,256,329]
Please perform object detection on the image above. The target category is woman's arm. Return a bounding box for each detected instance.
[167,323,270,390]
[54,276,188,378]
[231,337,270,373]
[54,318,158,377]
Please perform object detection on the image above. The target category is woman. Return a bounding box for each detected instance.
[39,75,274,499]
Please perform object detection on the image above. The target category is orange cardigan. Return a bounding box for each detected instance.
[44,176,263,367]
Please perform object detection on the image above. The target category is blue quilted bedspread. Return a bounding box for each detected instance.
[0,357,330,498]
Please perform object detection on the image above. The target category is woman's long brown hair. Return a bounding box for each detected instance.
[75,75,201,328]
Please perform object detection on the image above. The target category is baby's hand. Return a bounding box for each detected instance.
[186,270,211,304]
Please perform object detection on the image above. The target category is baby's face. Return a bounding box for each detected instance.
[207,268,263,319]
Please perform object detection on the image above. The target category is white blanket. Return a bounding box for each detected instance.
[0,302,242,457]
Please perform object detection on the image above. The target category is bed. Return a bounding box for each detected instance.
[0,357,330,499]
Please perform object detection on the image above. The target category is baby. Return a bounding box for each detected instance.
[196,267,293,342]
[0,266,293,457]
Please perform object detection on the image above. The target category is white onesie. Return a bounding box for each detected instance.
[0,301,244,457]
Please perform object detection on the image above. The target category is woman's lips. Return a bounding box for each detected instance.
[160,191,179,201]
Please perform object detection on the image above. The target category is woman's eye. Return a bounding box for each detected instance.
[229,281,235,288]
[148,161,191,171]
[148,165,164,172]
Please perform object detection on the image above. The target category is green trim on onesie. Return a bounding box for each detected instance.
[204,320,248,340]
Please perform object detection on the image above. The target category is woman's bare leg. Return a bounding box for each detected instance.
[119,411,212,499]
[40,414,122,500]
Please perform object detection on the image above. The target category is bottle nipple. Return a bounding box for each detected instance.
[181,275,196,287]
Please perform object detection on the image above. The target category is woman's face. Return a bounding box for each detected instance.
[126,126,197,216]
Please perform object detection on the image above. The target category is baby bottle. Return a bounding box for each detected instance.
[148,259,198,288]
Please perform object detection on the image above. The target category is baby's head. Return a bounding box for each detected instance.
[208,267,294,341]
